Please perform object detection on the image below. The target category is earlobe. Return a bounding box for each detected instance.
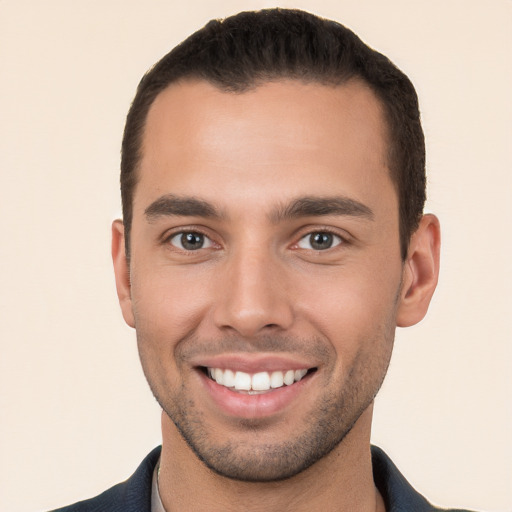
[396,214,441,327]
[111,220,135,328]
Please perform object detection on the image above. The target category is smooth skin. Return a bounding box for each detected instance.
[112,79,440,512]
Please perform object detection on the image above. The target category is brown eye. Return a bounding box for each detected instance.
[297,232,342,250]
[169,232,213,251]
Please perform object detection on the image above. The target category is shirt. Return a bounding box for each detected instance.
[49,445,477,512]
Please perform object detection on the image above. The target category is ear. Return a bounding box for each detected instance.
[112,220,135,328]
[396,214,441,327]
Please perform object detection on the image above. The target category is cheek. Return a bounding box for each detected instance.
[295,259,402,351]
[132,262,211,321]
[131,271,207,396]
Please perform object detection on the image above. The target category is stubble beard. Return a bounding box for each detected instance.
[138,326,395,483]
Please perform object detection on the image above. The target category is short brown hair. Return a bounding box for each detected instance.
[121,8,425,259]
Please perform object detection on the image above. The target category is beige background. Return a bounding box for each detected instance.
[1,1,511,511]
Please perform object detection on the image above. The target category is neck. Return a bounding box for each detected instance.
[158,406,385,512]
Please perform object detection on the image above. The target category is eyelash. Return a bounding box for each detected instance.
[293,228,348,251]
[162,227,349,253]
[162,227,218,252]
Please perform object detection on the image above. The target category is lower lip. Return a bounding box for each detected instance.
[198,370,313,419]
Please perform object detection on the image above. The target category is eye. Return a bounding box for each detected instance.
[297,232,343,251]
[168,231,214,251]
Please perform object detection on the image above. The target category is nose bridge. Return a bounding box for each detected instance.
[213,238,293,336]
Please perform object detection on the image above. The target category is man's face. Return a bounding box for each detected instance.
[119,79,405,481]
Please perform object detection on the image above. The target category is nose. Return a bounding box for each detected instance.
[212,247,294,338]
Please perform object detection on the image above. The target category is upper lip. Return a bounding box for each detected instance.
[191,353,319,373]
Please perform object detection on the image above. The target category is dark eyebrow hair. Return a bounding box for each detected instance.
[144,194,373,223]
[144,194,221,220]
[271,196,374,222]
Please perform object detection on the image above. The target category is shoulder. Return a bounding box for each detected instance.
[48,446,161,512]
[371,446,477,512]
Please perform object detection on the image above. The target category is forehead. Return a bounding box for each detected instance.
[136,79,393,216]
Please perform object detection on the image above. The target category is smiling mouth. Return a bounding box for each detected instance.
[202,367,316,394]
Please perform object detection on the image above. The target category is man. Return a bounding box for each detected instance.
[52,8,473,512]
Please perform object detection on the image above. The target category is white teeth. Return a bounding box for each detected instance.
[295,369,307,380]
[223,369,236,387]
[270,371,284,388]
[251,372,271,391]
[283,369,295,385]
[207,367,310,392]
[214,368,224,385]
[234,371,252,391]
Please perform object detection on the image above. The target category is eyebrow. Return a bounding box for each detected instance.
[270,196,374,222]
[144,194,222,221]
[144,194,374,223]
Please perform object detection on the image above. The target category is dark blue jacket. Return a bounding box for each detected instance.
[50,446,475,512]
